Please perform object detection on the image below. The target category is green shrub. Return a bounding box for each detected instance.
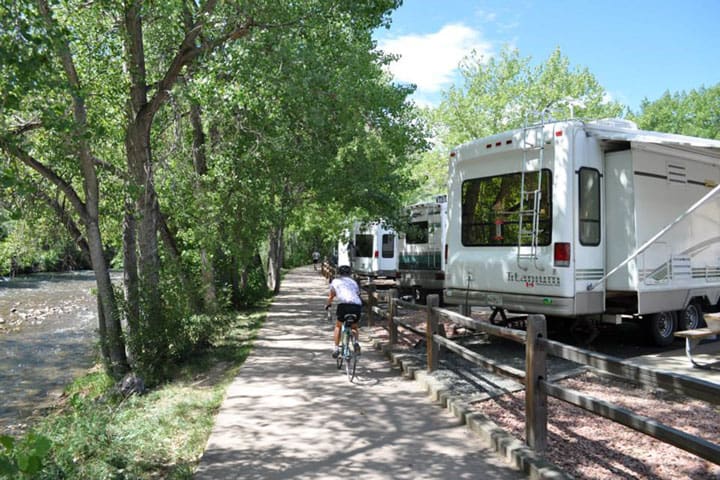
[16,309,265,479]
[0,433,52,479]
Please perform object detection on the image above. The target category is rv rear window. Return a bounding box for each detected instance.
[382,234,395,258]
[406,221,429,244]
[461,170,552,247]
[579,168,601,246]
[355,234,373,258]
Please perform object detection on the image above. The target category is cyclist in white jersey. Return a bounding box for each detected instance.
[325,265,362,358]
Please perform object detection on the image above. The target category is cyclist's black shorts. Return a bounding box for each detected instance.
[336,303,361,323]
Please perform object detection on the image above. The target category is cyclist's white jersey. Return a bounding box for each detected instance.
[329,276,362,305]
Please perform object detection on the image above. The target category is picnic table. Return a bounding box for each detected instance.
[674,327,719,369]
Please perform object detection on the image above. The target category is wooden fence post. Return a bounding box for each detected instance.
[366,284,376,328]
[426,294,440,372]
[388,288,398,345]
[525,314,548,455]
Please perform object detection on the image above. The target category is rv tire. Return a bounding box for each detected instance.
[414,287,427,305]
[678,302,704,331]
[647,311,676,347]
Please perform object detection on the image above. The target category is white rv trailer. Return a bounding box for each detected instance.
[397,195,448,303]
[444,118,720,346]
[348,221,398,278]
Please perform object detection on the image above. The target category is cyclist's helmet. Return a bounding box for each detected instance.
[338,265,352,275]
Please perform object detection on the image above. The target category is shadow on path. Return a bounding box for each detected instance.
[195,266,525,480]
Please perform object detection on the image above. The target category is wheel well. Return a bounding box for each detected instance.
[692,295,714,312]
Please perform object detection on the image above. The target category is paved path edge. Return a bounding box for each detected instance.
[368,337,573,480]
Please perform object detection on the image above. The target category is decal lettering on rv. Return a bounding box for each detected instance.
[506,272,560,287]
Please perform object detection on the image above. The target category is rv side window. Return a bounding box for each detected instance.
[406,221,429,244]
[382,234,395,258]
[461,170,552,247]
[355,234,373,258]
[578,168,601,246]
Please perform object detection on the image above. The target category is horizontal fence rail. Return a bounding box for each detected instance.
[434,335,526,381]
[362,286,720,467]
[542,381,720,464]
[542,337,720,406]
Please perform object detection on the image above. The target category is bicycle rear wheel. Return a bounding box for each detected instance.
[345,350,357,382]
[336,353,343,370]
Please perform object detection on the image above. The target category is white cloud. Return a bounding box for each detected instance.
[378,24,493,96]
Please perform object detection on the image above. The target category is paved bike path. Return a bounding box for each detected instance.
[195,266,525,480]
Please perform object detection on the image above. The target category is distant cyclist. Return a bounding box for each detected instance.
[325,265,362,358]
[312,250,320,270]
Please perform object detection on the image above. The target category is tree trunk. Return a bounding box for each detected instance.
[123,205,140,334]
[36,0,129,375]
[266,223,284,294]
[158,211,202,313]
[231,254,242,308]
[125,121,166,357]
[189,101,218,311]
[86,218,129,375]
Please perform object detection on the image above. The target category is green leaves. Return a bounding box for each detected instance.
[633,84,720,139]
[0,433,52,479]
[435,46,625,149]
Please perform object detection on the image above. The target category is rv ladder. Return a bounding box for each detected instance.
[517,118,546,269]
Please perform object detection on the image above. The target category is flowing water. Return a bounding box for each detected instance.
[0,271,104,435]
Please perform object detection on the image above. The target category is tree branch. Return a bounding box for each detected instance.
[146,9,258,119]
[9,119,43,135]
[34,186,91,258]
[0,138,89,224]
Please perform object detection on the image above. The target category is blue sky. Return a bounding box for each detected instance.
[374,0,720,111]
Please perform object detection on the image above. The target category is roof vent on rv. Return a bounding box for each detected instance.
[587,118,638,130]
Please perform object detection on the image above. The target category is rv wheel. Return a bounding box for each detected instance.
[678,303,704,331]
[647,311,677,347]
[570,317,599,346]
[414,287,427,305]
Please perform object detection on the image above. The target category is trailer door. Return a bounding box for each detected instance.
[574,166,605,314]
[378,233,397,274]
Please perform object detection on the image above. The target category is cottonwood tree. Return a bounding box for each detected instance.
[435,47,624,147]
[0,0,130,374]
[183,2,423,293]
[632,84,720,139]
[410,47,625,200]
[1,0,420,377]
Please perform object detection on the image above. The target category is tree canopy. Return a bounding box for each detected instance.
[631,84,720,139]
[0,0,424,379]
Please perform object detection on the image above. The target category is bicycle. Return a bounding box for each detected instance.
[327,309,359,382]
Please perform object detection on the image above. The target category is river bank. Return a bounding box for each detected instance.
[3,307,265,479]
[0,271,102,435]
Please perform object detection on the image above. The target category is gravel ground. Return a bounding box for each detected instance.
[365,309,720,480]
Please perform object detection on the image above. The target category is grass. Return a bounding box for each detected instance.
[3,307,267,480]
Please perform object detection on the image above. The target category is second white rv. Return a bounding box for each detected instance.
[444,118,720,346]
[348,221,398,278]
[397,196,448,303]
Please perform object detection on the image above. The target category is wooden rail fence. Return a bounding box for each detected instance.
[364,287,720,465]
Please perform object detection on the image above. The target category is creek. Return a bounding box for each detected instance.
[0,271,104,435]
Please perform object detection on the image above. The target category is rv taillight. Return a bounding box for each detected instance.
[374,250,379,258]
[554,242,571,267]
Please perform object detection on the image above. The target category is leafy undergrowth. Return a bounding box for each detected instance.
[1,307,266,480]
